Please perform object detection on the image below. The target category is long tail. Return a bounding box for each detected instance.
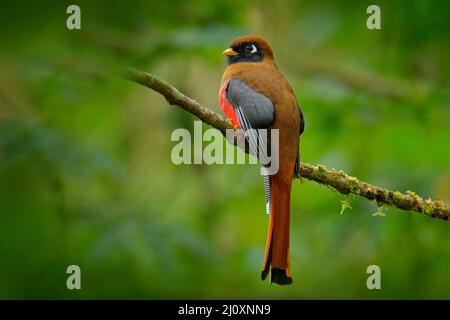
[261,175,293,285]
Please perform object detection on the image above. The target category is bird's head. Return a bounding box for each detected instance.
[223,36,275,65]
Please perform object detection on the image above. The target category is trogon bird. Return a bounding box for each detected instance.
[219,36,305,285]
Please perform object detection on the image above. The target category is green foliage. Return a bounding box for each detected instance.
[0,0,449,299]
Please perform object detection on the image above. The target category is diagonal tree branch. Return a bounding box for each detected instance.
[123,67,450,222]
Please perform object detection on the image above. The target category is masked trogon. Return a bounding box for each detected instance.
[219,36,305,285]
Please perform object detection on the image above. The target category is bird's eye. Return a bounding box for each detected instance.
[245,44,258,54]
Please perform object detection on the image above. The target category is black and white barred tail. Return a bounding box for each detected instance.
[263,175,271,215]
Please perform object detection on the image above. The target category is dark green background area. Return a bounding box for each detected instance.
[0,0,449,299]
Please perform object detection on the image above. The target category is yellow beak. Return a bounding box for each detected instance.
[223,48,238,56]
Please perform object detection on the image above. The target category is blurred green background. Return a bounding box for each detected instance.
[0,0,449,299]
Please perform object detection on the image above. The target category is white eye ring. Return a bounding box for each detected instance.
[250,44,257,53]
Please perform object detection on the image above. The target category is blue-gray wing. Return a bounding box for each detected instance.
[226,78,275,166]
[226,78,276,215]
[226,78,275,129]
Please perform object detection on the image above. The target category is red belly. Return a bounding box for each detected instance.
[219,79,241,129]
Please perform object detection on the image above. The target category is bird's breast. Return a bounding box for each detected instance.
[219,79,241,128]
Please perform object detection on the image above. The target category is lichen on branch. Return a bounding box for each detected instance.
[123,67,450,222]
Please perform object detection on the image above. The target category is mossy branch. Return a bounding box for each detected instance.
[124,67,450,222]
